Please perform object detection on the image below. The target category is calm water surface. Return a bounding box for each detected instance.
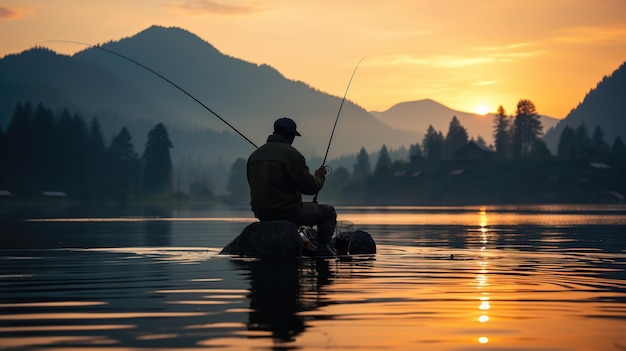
[1,204,625,350]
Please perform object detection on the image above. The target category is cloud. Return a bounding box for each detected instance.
[167,0,260,15]
[475,42,535,52]
[0,6,22,19]
[473,80,496,86]
[473,42,546,62]
[368,54,493,69]
[551,25,626,45]
[366,41,547,71]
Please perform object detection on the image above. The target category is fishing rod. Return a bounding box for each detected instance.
[321,58,364,166]
[39,40,258,148]
[314,58,364,203]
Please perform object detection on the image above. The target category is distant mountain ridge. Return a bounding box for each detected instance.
[543,61,626,152]
[370,99,560,146]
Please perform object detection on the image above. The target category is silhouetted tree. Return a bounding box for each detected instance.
[5,102,33,192]
[0,126,5,187]
[325,166,350,195]
[574,123,592,160]
[409,143,423,165]
[31,103,56,190]
[557,125,577,160]
[70,112,89,190]
[85,118,107,197]
[108,127,140,198]
[88,118,106,155]
[529,139,552,161]
[608,136,626,166]
[590,125,610,161]
[227,157,248,201]
[353,147,371,178]
[142,123,173,195]
[374,145,392,177]
[443,116,468,159]
[512,99,543,158]
[422,125,444,160]
[55,108,89,191]
[493,105,512,158]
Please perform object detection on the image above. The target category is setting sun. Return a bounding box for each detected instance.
[475,105,490,115]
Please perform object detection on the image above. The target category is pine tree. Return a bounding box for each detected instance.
[108,127,140,198]
[374,145,392,177]
[422,125,444,160]
[557,125,577,160]
[325,166,351,195]
[31,103,56,190]
[5,102,33,191]
[512,99,543,158]
[529,139,552,160]
[86,118,107,198]
[0,126,5,187]
[443,116,469,159]
[493,105,512,158]
[409,143,423,165]
[574,123,592,160]
[69,112,89,191]
[353,147,371,178]
[142,123,173,195]
[54,109,74,189]
[590,125,610,161]
[226,158,248,201]
[608,136,626,166]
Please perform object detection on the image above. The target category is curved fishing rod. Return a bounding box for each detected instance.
[40,40,258,148]
[314,58,364,203]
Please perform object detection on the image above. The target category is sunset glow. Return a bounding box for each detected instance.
[2,1,626,118]
[475,104,490,115]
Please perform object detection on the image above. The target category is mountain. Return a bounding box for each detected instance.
[543,61,626,153]
[0,25,418,163]
[0,47,166,129]
[370,99,559,147]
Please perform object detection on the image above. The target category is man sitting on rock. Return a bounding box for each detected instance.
[247,117,337,257]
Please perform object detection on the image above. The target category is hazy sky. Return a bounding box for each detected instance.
[2,0,626,118]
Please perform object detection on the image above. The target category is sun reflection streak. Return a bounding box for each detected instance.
[476,208,490,345]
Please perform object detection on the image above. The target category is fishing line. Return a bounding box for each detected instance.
[39,40,258,148]
[314,58,364,203]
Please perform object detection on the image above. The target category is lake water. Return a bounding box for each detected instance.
[1,203,625,350]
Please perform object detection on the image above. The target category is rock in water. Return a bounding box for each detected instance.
[349,230,377,254]
[220,221,303,258]
[330,229,376,255]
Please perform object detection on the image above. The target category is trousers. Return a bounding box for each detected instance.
[286,202,337,244]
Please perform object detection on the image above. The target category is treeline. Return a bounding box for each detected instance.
[411,99,626,162]
[0,102,173,200]
[312,99,626,204]
[225,99,626,204]
[3,99,625,205]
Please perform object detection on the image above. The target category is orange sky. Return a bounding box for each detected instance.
[2,0,626,118]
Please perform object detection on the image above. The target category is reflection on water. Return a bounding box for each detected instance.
[0,204,625,350]
[476,209,492,345]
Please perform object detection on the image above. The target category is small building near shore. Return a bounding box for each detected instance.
[453,141,496,161]
[42,191,67,198]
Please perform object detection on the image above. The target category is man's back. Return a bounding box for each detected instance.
[247,133,323,221]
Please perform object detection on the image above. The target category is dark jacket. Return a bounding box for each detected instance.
[247,133,324,221]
